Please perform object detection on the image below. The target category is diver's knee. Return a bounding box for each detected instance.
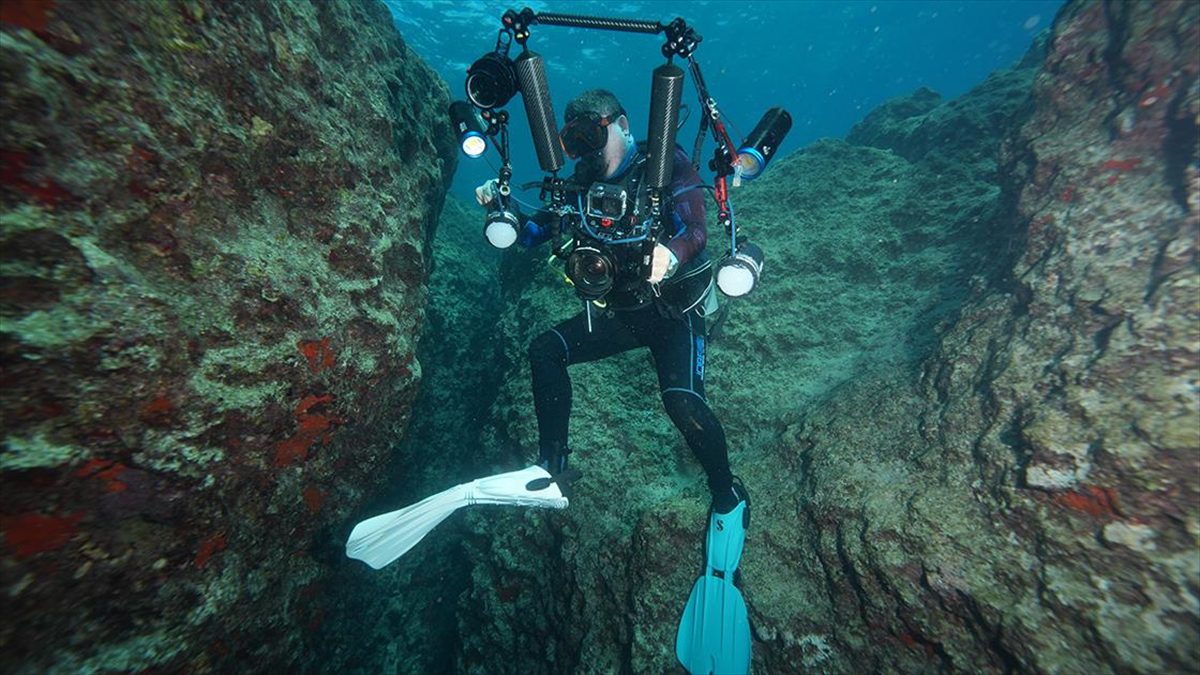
[528,330,567,367]
[661,389,703,424]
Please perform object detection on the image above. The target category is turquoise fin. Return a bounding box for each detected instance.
[675,498,751,675]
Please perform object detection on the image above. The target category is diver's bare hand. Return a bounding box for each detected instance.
[475,179,498,207]
[648,243,678,283]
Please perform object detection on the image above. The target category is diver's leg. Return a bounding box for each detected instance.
[528,307,639,471]
[641,310,739,512]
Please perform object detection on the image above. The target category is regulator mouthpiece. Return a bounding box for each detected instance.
[735,108,792,181]
[484,209,520,249]
[450,100,488,158]
[716,242,764,297]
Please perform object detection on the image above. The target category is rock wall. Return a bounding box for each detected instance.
[310,195,504,674]
[421,1,1197,673]
[871,0,1197,669]
[0,0,454,671]
[758,1,1199,671]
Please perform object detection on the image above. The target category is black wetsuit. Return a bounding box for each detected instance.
[521,147,735,502]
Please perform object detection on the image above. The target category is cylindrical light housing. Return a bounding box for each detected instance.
[449,100,488,158]
[645,63,685,189]
[484,210,520,249]
[735,108,792,181]
[514,51,565,173]
[716,242,764,297]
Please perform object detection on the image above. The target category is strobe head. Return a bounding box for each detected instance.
[736,108,792,181]
[566,245,616,301]
[484,209,520,249]
[716,241,764,297]
[466,52,519,110]
[449,100,488,158]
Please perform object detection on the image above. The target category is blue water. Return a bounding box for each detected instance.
[385,0,1063,203]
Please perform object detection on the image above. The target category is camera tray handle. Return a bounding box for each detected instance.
[506,8,700,59]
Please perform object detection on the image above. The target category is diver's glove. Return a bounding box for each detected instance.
[475,178,499,207]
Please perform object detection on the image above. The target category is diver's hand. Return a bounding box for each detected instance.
[475,179,499,207]
[648,244,678,283]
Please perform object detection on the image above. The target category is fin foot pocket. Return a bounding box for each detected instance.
[525,466,582,497]
[706,479,749,574]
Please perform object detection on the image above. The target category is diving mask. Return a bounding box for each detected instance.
[559,109,625,159]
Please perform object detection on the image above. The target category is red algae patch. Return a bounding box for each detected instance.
[0,511,82,557]
[274,394,341,467]
[298,338,336,373]
[75,459,129,493]
[1053,485,1120,519]
[302,485,326,514]
[0,0,56,33]
[194,533,227,569]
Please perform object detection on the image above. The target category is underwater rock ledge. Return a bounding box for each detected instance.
[0,0,454,672]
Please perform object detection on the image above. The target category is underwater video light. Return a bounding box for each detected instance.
[462,134,487,158]
[466,52,519,110]
[716,241,764,297]
[735,108,792,181]
[484,208,520,249]
[449,100,489,158]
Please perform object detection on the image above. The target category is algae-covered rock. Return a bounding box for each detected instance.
[0,0,454,671]
[764,1,1199,672]
[308,195,503,674]
[422,1,1198,673]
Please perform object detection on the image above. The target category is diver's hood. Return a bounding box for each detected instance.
[345,465,569,569]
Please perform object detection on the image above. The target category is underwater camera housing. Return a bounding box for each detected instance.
[565,244,617,301]
[584,183,637,238]
[461,9,790,305]
[563,182,649,300]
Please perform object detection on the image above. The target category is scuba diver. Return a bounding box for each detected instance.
[476,88,753,673]
[474,88,748,518]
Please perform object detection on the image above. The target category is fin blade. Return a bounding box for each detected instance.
[675,575,751,674]
[345,465,568,569]
[346,485,467,569]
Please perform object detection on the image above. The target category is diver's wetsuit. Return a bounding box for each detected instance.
[522,147,735,503]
